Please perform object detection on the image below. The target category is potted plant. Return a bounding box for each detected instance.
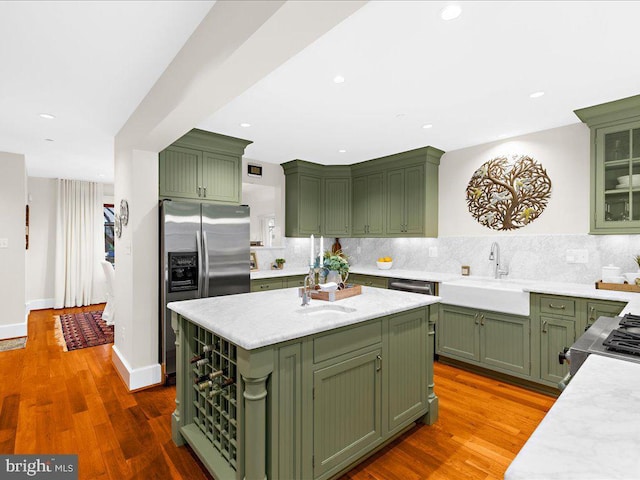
[635,254,640,271]
[274,258,286,270]
[322,250,350,288]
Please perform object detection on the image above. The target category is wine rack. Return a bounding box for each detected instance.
[190,325,238,470]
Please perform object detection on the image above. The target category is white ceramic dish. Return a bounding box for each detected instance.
[617,174,640,187]
[376,261,393,270]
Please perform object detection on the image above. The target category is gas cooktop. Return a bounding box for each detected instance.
[603,313,640,356]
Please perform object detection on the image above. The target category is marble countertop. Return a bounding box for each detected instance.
[505,354,640,479]
[251,267,640,313]
[168,287,440,350]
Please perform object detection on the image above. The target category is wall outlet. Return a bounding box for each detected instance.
[428,247,438,258]
[0,238,7,248]
[566,249,588,264]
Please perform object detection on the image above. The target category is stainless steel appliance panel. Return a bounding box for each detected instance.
[202,203,250,297]
[160,201,202,378]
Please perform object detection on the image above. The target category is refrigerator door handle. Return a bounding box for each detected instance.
[196,230,204,298]
[203,230,210,297]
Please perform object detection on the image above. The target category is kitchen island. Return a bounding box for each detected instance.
[168,287,440,480]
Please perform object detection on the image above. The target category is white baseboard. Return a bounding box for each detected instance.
[26,298,55,314]
[111,345,162,391]
[0,321,27,340]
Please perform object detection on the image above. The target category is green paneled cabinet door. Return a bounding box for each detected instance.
[480,311,530,376]
[313,349,382,479]
[324,177,351,236]
[586,300,624,327]
[298,175,322,235]
[386,165,426,235]
[386,309,427,433]
[540,316,575,384]
[437,305,480,362]
[201,151,240,203]
[352,173,385,236]
[159,146,201,200]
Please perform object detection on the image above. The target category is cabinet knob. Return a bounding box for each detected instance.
[203,187,207,197]
[480,314,485,326]
[474,313,479,325]
[542,320,548,333]
[548,303,566,310]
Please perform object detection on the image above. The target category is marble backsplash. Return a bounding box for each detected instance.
[254,234,640,285]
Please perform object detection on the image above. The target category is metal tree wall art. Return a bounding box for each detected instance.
[466,155,552,231]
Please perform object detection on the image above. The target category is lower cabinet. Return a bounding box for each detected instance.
[586,299,625,327]
[349,274,388,289]
[250,275,306,292]
[438,304,531,377]
[539,316,576,384]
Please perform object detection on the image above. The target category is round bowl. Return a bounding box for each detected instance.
[376,261,393,270]
[624,272,640,284]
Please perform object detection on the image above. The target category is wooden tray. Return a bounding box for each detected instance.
[308,284,362,302]
[595,280,640,293]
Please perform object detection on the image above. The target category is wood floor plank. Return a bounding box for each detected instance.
[0,307,555,479]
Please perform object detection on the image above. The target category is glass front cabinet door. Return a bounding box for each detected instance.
[575,94,640,234]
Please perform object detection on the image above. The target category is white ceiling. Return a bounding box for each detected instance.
[0,0,214,182]
[3,1,640,183]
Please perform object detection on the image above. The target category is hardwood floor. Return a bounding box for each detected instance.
[0,307,555,480]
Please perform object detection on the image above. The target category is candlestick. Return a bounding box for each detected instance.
[309,234,314,266]
[319,236,324,262]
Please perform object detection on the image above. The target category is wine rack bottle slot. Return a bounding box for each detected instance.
[190,325,238,469]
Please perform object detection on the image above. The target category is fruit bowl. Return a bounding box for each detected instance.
[376,261,393,270]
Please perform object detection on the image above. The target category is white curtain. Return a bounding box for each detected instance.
[54,179,104,308]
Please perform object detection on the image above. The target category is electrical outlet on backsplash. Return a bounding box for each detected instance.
[279,234,640,284]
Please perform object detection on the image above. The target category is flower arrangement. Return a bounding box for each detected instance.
[634,254,640,270]
[322,250,350,288]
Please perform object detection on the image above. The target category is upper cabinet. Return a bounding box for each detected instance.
[575,95,640,234]
[159,129,252,204]
[282,146,443,238]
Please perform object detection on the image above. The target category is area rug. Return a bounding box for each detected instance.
[54,310,113,352]
[0,337,27,352]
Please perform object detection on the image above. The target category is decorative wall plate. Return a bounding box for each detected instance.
[114,213,122,238]
[119,199,129,226]
[466,155,552,231]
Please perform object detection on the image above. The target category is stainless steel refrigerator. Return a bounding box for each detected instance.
[159,200,250,383]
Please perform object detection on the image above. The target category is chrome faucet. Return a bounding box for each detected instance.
[489,242,509,279]
[301,270,313,306]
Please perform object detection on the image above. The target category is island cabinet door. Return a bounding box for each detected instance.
[386,309,427,434]
[313,349,382,479]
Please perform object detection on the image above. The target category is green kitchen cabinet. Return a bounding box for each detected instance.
[586,299,625,327]
[285,275,307,288]
[159,128,251,204]
[348,274,388,289]
[173,305,437,480]
[323,174,351,237]
[539,316,576,384]
[250,278,284,292]
[352,173,385,236]
[575,94,640,234]
[282,161,324,237]
[313,348,383,478]
[386,165,425,235]
[438,304,531,378]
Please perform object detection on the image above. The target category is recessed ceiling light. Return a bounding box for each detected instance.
[240,123,251,128]
[44,138,54,142]
[529,91,545,98]
[338,149,347,153]
[39,113,56,120]
[422,124,433,129]
[440,4,462,20]
[333,75,345,84]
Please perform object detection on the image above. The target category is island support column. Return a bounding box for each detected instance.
[238,348,274,480]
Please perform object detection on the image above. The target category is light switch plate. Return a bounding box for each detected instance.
[0,238,8,248]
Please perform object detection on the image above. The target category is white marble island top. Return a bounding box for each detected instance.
[505,354,640,479]
[168,287,440,351]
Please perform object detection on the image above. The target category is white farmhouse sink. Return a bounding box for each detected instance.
[439,277,531,316]
[297,305,357,316]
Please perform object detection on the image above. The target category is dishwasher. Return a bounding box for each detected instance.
[388,278,438,359]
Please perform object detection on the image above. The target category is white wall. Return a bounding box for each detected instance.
[439,123,590,236]
[0,152,27,339]
[25,177,56,309]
